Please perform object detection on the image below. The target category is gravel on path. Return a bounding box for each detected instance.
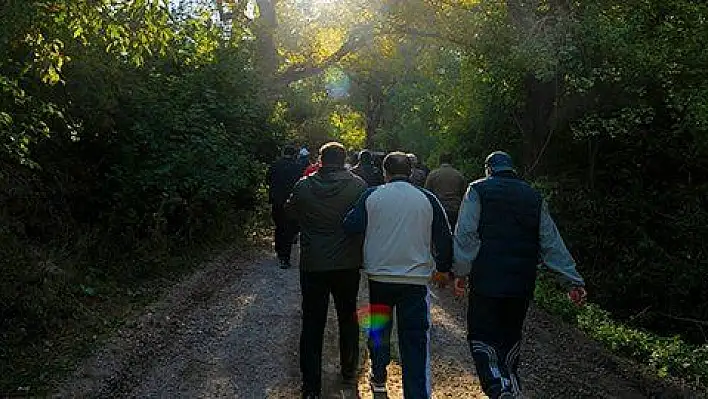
[57,246,705,398]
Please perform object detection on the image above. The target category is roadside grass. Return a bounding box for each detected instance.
[535,274,708,388]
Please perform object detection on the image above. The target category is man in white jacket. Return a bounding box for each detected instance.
[344,152,453,399]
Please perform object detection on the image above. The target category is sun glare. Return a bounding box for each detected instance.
[299,0,336,6]
[294,0,337,16]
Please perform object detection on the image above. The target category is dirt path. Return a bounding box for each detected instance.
[57,246,702,398]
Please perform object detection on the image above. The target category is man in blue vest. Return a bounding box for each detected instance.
[453,151,587,399]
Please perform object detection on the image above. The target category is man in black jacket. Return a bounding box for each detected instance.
[267,145,304,269]
[351,149,384,187]
[286,142,367,399]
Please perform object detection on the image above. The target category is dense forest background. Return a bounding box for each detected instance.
[2,0,707,389]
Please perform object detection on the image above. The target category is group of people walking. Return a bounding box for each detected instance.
[267,143,587,399]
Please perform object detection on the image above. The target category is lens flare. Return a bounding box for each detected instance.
[357,304,392,349]
[325,68,351,99]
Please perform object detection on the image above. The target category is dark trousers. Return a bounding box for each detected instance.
[300,270,361,395]
[368,280,431,399]
[467,294,530,399]
[271,203,297,261]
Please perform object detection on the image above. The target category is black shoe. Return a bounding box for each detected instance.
[341,373,357,387]
[302,392,320,399]
[340,375,359,398]
[279,258,293,269]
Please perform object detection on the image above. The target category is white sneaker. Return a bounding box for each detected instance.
[369,374,387,399]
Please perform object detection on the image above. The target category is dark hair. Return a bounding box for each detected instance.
[383,151,411,177]
[349,151,359,164]
[439,153,452,165]
[359,149,372,164]
[283,145,297,157]
[319,142,347,166]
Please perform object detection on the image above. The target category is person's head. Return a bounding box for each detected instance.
[359,149,373,165]
[383,151,412,182]
[319,142,347,167]
[406,153,419,167]
[439,153,453,165]
[349,150,359,165]
[283,145,297,159]
[484,151,515,177]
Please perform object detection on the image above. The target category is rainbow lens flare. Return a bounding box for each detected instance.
[357,304,392,349]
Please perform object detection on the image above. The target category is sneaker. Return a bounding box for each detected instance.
[279,259,291,269]
[499,392,515,399]
[369,377,387,399]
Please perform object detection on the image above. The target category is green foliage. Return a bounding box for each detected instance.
[432,0,708,361]
[0,1,279,390]
[535,277,708,383]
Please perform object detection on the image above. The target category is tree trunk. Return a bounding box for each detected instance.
[506,0,569,177]
[364,91,383,149]
[254,0,279,80]
[520,73,558,177]
[588,136,600,190]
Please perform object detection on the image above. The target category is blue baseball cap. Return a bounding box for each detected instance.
[485,151,515,173]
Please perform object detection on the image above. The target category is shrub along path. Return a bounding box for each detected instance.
[57,245,701,398]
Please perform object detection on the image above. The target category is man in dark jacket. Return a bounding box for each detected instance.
[285,142,367,399]
[407,153,428,187]
[453,151,587,399]
[425,153,467,230]
[268,145,305,269]
[351,149,384,187]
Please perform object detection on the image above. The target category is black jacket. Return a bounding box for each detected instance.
[286,167,367,272]
[268,157,304,205]
[351,163,383,187]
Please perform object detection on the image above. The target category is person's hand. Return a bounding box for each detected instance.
[453,277,467,298]
[568,286,587,306]
[432,272,451,288]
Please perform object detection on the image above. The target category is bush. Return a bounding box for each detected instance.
[533,160,708,344]
[0,6,282,389]
[535,277,708,383]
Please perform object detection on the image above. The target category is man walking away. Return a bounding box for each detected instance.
[425,153,467,231]
[286,142,367,399]
[268,145,305,269]
[407,153,427,187]
[345,150,358,170]
[351,149,384,187]
[344,152,453,399]
[453,151,587,399]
